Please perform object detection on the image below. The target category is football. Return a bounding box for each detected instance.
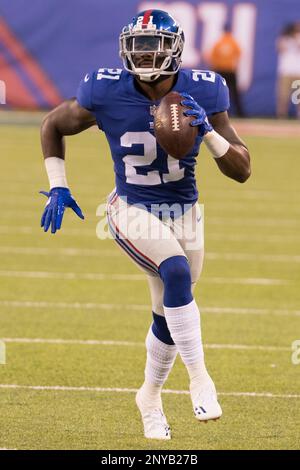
[154,91,198,160]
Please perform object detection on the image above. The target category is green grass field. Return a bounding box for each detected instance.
[0,116,299,450]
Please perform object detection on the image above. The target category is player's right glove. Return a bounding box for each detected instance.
[40,187,84,234]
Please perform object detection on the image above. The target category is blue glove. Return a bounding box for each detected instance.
[180,92,213,136]
[40,187,84,234]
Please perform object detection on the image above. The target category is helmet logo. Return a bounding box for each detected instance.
[136,14,154,29]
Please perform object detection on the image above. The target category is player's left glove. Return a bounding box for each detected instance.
[180,92,213,137]
[40,187,84,234]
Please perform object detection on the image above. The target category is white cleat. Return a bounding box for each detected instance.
[135,390,171,440]
[191,382,222,422]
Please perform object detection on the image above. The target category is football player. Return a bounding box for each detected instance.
[40,10,251,440]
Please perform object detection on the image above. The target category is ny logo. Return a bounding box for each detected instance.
[149,105,157,130]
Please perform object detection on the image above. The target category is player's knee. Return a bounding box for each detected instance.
[159,255,191,286]
[158,255,193,307]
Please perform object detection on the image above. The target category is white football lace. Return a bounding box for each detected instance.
[170,104,180,131]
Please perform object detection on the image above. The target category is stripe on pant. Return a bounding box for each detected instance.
[107,212,158,275]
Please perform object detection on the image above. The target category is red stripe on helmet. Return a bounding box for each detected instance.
[142,10,152,26]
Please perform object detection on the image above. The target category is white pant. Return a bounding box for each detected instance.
[106,190,204,315]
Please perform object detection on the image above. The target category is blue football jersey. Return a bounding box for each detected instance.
[76,68,229,210]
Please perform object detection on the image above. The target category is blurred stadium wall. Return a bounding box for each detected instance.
[0,0,298,115]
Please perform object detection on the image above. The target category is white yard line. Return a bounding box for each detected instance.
[209,233,300,244]
[0,246,119,257]
[0,225,35,234]
[205,252,300,263]
[0,225,299,245]
[2,338,142,347]
[1,197,299,210]
[0,186,297,202]
[0,383,298,399]
[0,300,299,316]
[0,300,149,311]
[0,214,300,232]
[1,337,291,352]
[209,217,300,227]
[201,306,300,316]
[1,246,300,263]
[203,277,291,285]
[203,187,297,199]
[0,270,143,281]
[0,270,292,285]
[207,200,300,210]
[0,225,95,236]
[204,343,290,352]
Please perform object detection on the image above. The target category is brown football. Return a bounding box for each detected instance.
[154,91,198,160]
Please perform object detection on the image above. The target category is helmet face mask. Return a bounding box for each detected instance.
[119,10,184,82]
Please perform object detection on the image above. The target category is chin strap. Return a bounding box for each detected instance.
[135,67,161,82]
[138,73,161,82]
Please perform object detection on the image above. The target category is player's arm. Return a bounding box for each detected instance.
[207,110,251,183]
[41,98,96,158]
[40,99,96,234]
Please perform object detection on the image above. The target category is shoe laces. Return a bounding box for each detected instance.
[143,409,170,434]
[194,384,218,407]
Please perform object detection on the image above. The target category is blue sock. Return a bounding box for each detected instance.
[151,312,175,345]
[158,255,193,308]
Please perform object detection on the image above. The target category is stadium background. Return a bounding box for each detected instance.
[0,0,300,451]
[0,0,299,115]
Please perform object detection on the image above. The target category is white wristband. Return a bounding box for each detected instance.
[44,157,68,189]
[203,130,230,159]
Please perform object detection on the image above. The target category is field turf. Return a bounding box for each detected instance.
[0,116,299,450]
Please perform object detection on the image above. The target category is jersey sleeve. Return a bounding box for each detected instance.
[76,72,95,111]
[214,73,230,114]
